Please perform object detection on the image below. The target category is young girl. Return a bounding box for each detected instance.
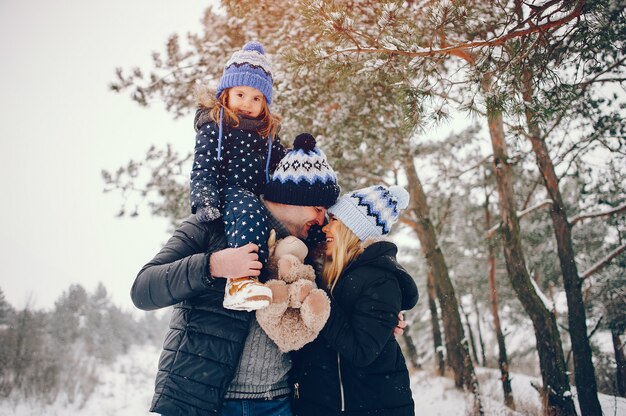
[191,41,286,311]
[294,185,419,416]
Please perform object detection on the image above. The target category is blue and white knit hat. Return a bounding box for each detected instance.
[216,41,274,105]
[265,133,340,207]
[328,185,410,241]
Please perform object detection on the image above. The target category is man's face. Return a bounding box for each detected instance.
[276,205,327,239]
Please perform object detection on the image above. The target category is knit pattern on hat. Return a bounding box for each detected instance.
[264,133,340,207]
[328,185,410,241]
[217,41,274,104]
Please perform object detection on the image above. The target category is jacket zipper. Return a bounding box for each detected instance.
[294,382,299,399]
[337,353,345,411]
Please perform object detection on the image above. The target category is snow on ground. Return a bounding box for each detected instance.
[0,345,160,416]
[477,367,626,416]
[1,345,625,416]
[410,370,468,415]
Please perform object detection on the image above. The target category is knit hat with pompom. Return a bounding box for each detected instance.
[264,133,340,207]
[328,185,410,241]
[216,41,274,104]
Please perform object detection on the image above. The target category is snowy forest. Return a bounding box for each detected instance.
[1,0,625,415]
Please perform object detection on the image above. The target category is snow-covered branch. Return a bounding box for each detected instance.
[530,275,556,313]
[581,244,626,280]
[570,203,626,226]
[487,199,554,239]
[322,0,584,63]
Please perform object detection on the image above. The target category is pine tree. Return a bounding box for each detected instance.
[0,288,14,326]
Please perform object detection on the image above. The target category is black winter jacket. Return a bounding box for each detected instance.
[294,241,418,416]
[190,117,286,215]
[131,216,253,416]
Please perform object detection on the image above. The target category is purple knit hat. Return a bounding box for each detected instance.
[216,41,274,105]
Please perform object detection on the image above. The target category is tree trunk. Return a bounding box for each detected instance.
[485,192,516,410]
[427,269,446,376]
[481,76,576,416]
[461,302,480,365]
[401,325,420,371]
[473,298,487,367]
[521,71,602,416]
[404,158,482,411]
[613,330,626,397]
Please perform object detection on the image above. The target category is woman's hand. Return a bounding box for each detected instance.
[394,312,407,338]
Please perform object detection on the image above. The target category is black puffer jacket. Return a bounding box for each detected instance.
[131,216,252,416]
[294,241,418,416]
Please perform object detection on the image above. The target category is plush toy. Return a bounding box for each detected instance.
[257,230,331,352]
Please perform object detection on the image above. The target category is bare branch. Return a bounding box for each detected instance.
[399,216,420,231]
[487,199,554,238]
[351,169,393,185]
[522,179,542,211]
[435,194,454,235]
[451,154,493,179]
[581,244,626,280]
[588,316,604,339]
[571,203,626,226]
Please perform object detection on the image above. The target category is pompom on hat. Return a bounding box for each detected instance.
[328,185,410,241]
[264,133,340,207]
[216,41,274,105]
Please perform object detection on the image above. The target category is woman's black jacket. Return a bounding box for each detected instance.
[293,240,419,416]
[130,216,252,416]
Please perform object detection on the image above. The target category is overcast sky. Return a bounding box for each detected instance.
[0,0,212,310]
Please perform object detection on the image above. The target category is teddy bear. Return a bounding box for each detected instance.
[256,230,331,353]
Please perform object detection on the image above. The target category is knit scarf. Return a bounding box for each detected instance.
[194,108,264,133]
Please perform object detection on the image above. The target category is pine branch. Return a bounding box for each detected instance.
[570,203,626,226]
[575,57,626,89]
[319,0,584,63]
[581,244,626,280]
[487,199,554,238]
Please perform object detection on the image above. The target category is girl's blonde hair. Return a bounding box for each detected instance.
[323,220,363,292]
[195,84,281,138]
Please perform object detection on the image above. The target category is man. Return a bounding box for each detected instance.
[131,136,406,416]
[132,135,340,416]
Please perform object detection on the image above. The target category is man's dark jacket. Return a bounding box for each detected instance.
[293,241,418,416]
[131,216,252,416]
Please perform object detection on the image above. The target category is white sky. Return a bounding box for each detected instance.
[0,0,212,310]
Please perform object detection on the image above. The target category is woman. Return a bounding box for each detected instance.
[294,185,418,416]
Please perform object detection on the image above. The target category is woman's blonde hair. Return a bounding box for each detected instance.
[195,84,281,138]
[323,219,363,292]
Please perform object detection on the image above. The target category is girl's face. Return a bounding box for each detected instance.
[227,86,264,118]
[322,215,340,258]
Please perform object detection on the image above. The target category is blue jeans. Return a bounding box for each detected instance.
[220,396,293,416]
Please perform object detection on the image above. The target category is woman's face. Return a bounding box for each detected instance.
[322,215,340,258]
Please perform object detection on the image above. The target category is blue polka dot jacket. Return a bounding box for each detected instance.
[190,109,286,215]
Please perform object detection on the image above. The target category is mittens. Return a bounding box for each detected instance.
[195,206,221,223]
